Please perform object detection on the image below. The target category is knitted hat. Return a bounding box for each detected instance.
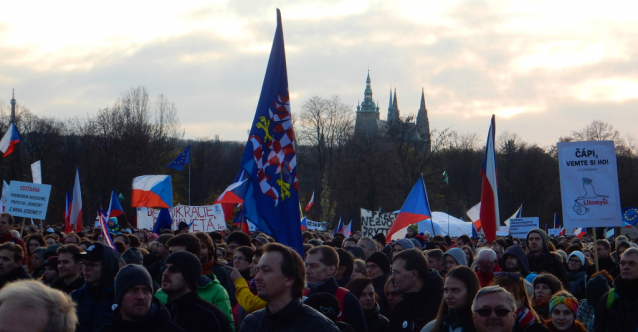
[165,251,201,293]
[549,295,578,316]
[586,274,610,308]
[156,234,173,246]
[346,245,366,260]
[43,256,58,271]
[407,224,418,234]
[308,239,323,247]
[568,251,585,266]
[366,252,391,275]
[443,248,467,266]
[122,247,144,265]
[395,239,415,250]
[409,238,422,250]
[304,292,341,322]
[526,228,549,250]
[115,265,153,305]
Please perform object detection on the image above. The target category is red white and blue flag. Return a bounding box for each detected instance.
[67,168,83,233]
[97,209,114,248]
[131,175,173,209]
[574,227,586,238]
[343,220,352,237]
[107,190,124,219]
[300,217,308,231]
[0,123,20,157]
[334,216,345,236]
[386,177,433,241]
[305,191,314,212]
[233,206,250,233]
[480,115,500,242]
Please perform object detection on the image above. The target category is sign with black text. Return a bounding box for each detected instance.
[509,217,539,237]
[5,181,52,219]
[361,208,397,237]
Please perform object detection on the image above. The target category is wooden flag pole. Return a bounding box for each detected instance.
[593,227,599,272]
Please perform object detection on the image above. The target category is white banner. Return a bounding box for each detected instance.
[306,220,327,231]
[5,181,52,219]
[558,141,622,228]
[0,181,9,213]
[137,204,226,232]
[361,208,397,237]
[31,161,42,184]
[509,217,539,237]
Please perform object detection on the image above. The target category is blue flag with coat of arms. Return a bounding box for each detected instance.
[239,9,303,256]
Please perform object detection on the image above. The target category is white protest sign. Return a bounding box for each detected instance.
[31,161,42,184]
[361,208,397,237]
[557,141,622,228]
[509,217,539,237]
[0,181,9,212]
[137,204,226,232]
[5,181,52,219]
[307,220,327,231]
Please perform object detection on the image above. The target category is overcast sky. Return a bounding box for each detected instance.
[1,0,636,147]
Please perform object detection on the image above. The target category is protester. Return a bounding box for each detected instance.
[442,248,467,270]
[502,245,530,277]
[147,234,173,283]
[161,251,232,332]
[492,272,546,332]
[45,234,60,246]
[347,277,389,332]
[471,286,517,332]
[357,237,380,259]
[388,248,444,331]
[0,213,27,255]
[234,246,255,282]
[41,256,59,286]
[193,231,236,306]
[227,232,252,266]
[462,246,475,267]
[177,222,190,234]
[475,249,501,288]
[426,249,447,277]
[383,278,401,315]
[335,248,355,287]
[52,244,86,294]
[526,229,570,291]
[352,259,368,278]
[594,247,638,332]
[30,247,47,278]
[532,273,563,321]
[305,245,367,332]
[392,239,414,258]
[0,280,77,332]
[366,252,391,313]
[543,292,585,332]
[227,249,266,328]
[586,239,618,279]
[240,243,340,331]
[576,272,608,332]
[121,247,144,266]
[25,233,46,259]
[565,251,587,301]
[421,266,480,332]
[0,242,30,289]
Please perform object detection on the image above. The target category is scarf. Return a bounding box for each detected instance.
[440,308,474,332]
[514,307,537,332]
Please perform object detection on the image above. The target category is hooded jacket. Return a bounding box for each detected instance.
[165,290,232,332]
[96,297,184,332]
[503,245,529,276]
[388,269,444,332]
[594,276,638,332]
[305,276,368,332]
[156,273,235,331]
[443,248,467,267]
[71,243,120,332]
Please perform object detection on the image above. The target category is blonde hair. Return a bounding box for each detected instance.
[0,280,77,332]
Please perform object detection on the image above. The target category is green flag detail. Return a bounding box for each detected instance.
[442,171,449,185]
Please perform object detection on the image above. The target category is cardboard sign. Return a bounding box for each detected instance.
[137,204,226,232]
[5,181,52,219]
[361,209,397,237]
[557,141,622,228]
[509,217,539,237]
[306,220,327,231]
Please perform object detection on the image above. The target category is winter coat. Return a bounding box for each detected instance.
[566,268,587,301]
[0,265,31,289]
[305,276,368,332]
[503,245,530,276]
[240,298,340,332]
[165,291,232,332]
[476,265,502,288]
[365,303,389,332]
[388,269,444,332]
[527,251,570,292]
[156,273,235,330]
[594,276,638,332]
[544,319,586,332]
[372,273,390,315]
[51,275,85,294]
[96,297,184,332]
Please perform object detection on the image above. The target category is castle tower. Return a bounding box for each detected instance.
[355,70,381,137]
[416,88,431,152]
[387,88,400,123]
[10,89,16,123]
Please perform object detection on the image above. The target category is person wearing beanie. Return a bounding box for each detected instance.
[122,247,144,266]
[576,273,609,332]
[392,238,415,258]
[177,222,190,234]
[70,242,121,332]
[406,224,418,238]
[161,251,232,332]
[41,256,59,286]
[543,291,587,332]
[98,265,184,332]
[566,251,587,301]
[442,247,467,270]
[365,251,391,315]
[147,234,173,284]
[526,229,570,292]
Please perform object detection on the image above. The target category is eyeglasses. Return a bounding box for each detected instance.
[474,308,514,317]
[161,265,180,274]
[493,272,523,280]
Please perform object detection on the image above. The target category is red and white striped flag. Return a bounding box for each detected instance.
[305,191,314,212]
[69,168,83,233]
[480,115,500,242]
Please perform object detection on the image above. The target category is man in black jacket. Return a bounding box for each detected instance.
[0,242,30,289]
[97,265,183,332]
[595,247,638,332]
[240,243,339,332]
[161,251,232,332]
[52,244,85,294]
[305,245,368,332]
[525,229,570,291]
[71,242,120,332]
[388,248,444,332]
[587,239,619,279]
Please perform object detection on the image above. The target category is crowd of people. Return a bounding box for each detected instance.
[0,212,637,332]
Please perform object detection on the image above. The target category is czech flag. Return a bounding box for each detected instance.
[107,190,124,219]
[214,171,249,220]
[97,209,115,248]
[480,115,500,242]
[68,168,83,233]
[0,123,20,157]
[305,191,314,212]
[334,216,345,236]
[386,177,432,241]
[574,227,586,238]
[300,217,308,231]
[234,206,250,233]
[343,220,352,237]
[132,175,173,209]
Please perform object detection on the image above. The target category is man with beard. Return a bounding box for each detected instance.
[594,248,638,332]
[586,240,618,279]
[71,242,120,332]
[502,245,529,277]
[525,229,570,291]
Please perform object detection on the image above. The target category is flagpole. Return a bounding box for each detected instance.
[421,173,435,236]
[188,163,191,206]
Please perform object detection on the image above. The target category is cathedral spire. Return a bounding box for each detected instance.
[393,88,398,109]
[416,87,431,152]
[10,89,16,123]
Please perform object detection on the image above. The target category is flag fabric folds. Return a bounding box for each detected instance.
[107,190,124,219]
[152,208,173,235]
[0,123,20,157]
[68,168,83,233]
[64,190,71,231]
[480,115,500,242]
[334,216,344,236]
[622,207,638,228]
[343,220,352,237]
[97,209,115,248]
[233,207,250,233]
[300,217,308,231]
[132,175,173,209]
[239,10,303,256]
[214,173,249,205]
[504,204,523,226]
[167,146,191,171]
[466,202,482,231]
[305,191,314,212]
[386,177,432,241]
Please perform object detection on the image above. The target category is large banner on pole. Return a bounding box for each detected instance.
[361,208,397,237]
[557,141,622,228]
[137,204,226,232]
